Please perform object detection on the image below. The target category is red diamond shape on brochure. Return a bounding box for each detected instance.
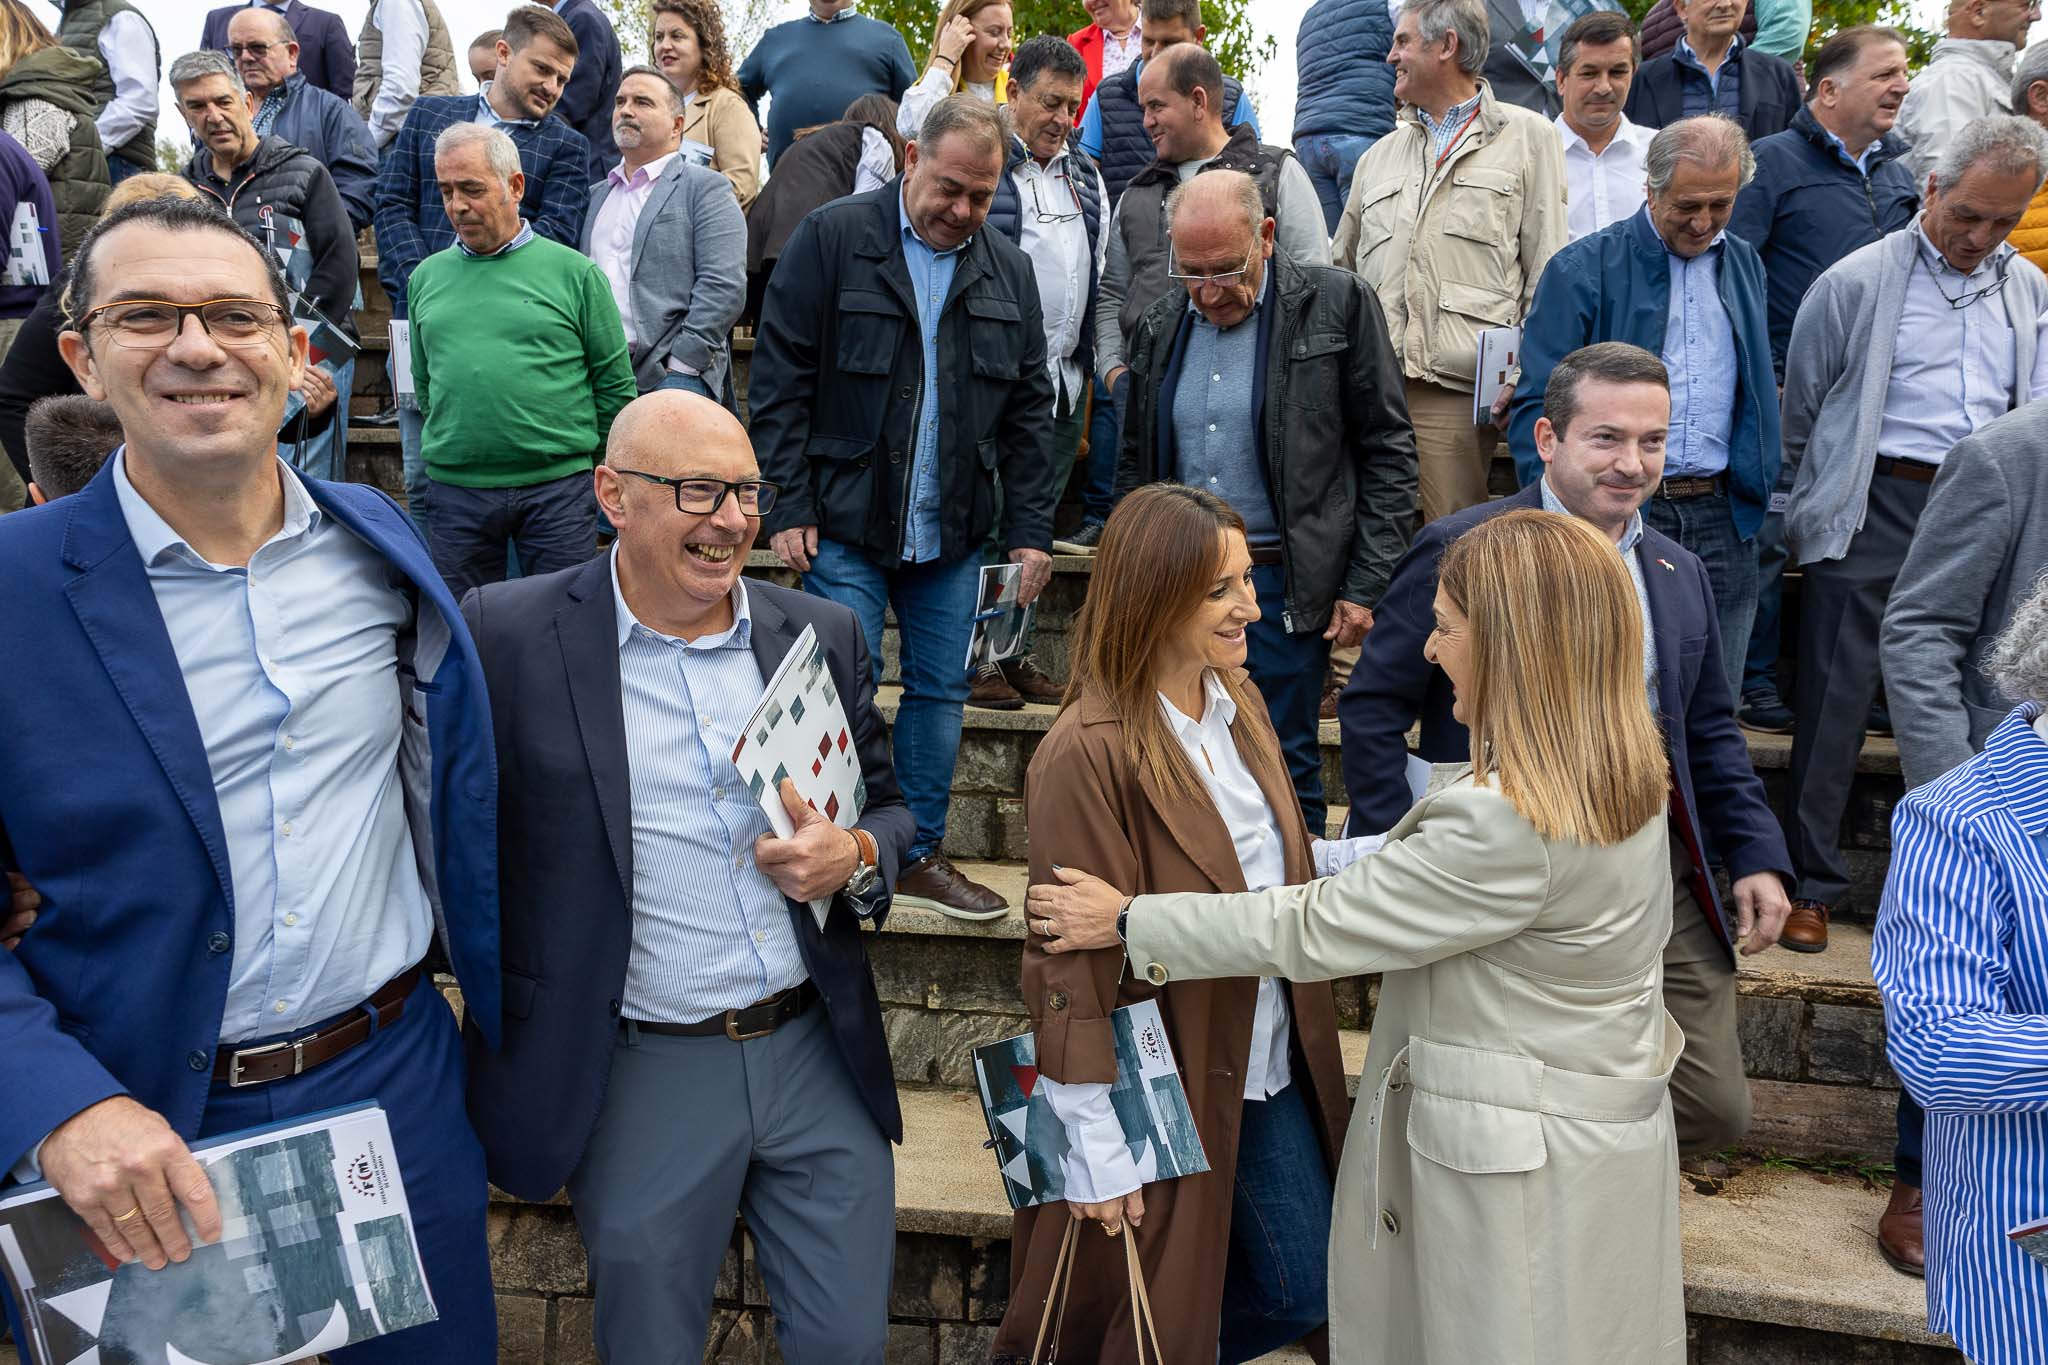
[837,728,849,753]
[818,732,832,759]
[811,757,823,777]
[1010,1064,1040,1099]
[825,792,841,820]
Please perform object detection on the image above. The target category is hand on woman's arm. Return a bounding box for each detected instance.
[1028,865,1129,953]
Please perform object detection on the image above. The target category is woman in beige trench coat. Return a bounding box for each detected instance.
[1031,510,1689,1365]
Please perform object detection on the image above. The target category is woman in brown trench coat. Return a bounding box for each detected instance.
[988,486,1356,1365]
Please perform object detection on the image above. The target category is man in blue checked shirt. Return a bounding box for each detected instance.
[463,389,914,1363]
[1874,577,2048,1365]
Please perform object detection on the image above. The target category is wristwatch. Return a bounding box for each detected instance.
[1115,898,1132,944]
[843,828,881,898]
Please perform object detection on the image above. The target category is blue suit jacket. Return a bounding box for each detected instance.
[553,0,623,185]
[1337,483,1792,953]
[203,0,358,104]
[1508,208,1781,539]
[0,463,501,1173]
[460,558,915,1200]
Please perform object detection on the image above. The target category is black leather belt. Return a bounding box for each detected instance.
[627,981,818,1042]
[1246,545,1283,566]
[1653,474,1726,500]
[216,962,425,1087]
[1874,455,1939,483]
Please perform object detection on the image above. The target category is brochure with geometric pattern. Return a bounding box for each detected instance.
[0,1102,434,1365]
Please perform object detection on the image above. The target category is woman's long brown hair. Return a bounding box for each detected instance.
[650,0,739,95]
[1065,484,1254,806]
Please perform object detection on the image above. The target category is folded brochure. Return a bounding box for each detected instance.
[965,562,1034,674]
[0,1101,435,1365]
[730,622,867,929]
[972,998,1209,1210]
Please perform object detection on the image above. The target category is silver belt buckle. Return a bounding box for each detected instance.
[227,1037,306,1087]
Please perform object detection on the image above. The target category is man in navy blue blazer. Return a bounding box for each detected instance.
[203,0,357,103]
[463,390,913,1362]
[0,196,501,1358]
[550,0,624,184]
[1340,341,1793,1157]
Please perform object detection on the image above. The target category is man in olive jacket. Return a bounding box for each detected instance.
[1118,170,1417,831]
[750,95,1056,922]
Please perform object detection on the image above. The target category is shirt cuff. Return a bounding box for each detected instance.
[665,357,703,377]
[1311,833,1386,877]
[10,1138,45,1186]
[1038,1076,1142,1203]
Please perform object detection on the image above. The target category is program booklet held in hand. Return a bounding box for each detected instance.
[731,623,867,928]
[0,1102,435,1365]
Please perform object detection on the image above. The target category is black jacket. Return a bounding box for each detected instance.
[1624,44,1802,140]
[0,283,74,492]
[750,181,1057,564]
[1117,249,1417,633]
[185,135,359,343]
[461,564,916,1198]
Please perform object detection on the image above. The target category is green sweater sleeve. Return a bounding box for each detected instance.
[582,262,637,448]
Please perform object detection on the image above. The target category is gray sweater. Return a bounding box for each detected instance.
[1781,226,2048,566]
[1881,399,2048,789]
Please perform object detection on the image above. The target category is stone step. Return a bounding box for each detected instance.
[867,860,1899,1158]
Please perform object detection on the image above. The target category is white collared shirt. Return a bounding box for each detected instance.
[590,151,680,350]
[1555,112,1657,242]
[365,0,429,148]
[1012,146,1108,410]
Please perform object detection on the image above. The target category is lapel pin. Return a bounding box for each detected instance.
[1656,558,1676,572]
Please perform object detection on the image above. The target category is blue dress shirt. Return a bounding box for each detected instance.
[1654,221,1738,478]
[897,188,960,564]
[610,553,808,1021]
[476,83,540,131]
[1540,477,1658,698]
[111,452,432,1042]
[1873,707,2048,1365]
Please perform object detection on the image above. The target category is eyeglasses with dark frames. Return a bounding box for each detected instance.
[1028,168,1082,224]
[77,298,290,350]
[613,469,780,516]
[227,41,277,56]
[1921,248,2013,311]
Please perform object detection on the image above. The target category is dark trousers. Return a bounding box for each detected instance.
[1788,473,1930,905]
[422,470,597,599]
[1218,1081,1333,1364]
[1743,507,1790,700]
[1079,373,1121,525]
[1246,563,1332,836]
[1896,1088,1924,1188]
[1641,488,1758,697]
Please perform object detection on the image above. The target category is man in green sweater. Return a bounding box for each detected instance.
[410,120,635,595]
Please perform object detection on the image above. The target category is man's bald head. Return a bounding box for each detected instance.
[228,5,295,44]
[1163,168,1272,328]
[1170,168,1263,238]
[228,5,300,94]
[605,389,754,478]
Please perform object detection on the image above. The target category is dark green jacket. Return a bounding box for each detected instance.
[57,0,156,167]
[0,46,110,261]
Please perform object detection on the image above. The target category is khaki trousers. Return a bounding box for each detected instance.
[1404,377,1496,523]
[1663,837,1751,1156]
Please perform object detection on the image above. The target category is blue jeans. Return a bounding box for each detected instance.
[1246,563,1332,835]
[1294,132,1379,235]
[657,370,715,399]
[1079,372,1121,525]
[803,539,981,860]
[1640,490,1759,697]
[1218,1082,1333,1364]
[107,152,151,185]
[1743,508,1789,700]
[278,357,356,483]
[422,470,597,599]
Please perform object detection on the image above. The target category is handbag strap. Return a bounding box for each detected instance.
[1122,1227,1165,1364]
[1030,1218,1079,1362]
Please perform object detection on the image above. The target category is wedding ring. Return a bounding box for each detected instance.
[1102,1222,1121,1237]
[112,1206,142,1223]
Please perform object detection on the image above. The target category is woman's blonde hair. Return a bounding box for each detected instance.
[0,0,55,77]
[105,174,204,214]
[926,0,1010,92]
[1067,483,1256,806]
[1437,509,1668,845]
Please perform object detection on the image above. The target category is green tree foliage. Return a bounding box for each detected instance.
[1613,0,1936,69]
[858,0,1274,81]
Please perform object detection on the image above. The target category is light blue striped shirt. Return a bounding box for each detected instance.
[111,451,431,1042]
[1650,214,1737,478]
[1418,92,1482,166]
[476,83,540,130]
[611,553,808,1022]
[1873,706,2048,1365]
[897,189,960,563]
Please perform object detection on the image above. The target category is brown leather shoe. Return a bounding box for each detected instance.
[968,663,1024,710]
[1319,674,1342,721]
[1000,655,1065,704]
[1780,898,1830,953]
[1878,1182,1924,1277]
[894,854,1010,920]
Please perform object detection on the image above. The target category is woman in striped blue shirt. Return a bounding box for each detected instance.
[1874,578,2048,1365]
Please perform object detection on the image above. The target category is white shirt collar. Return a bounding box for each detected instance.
[1553,111,1647,156]
[1158,670,1238,740]
[609,543,753,650]
[112,446,318,568]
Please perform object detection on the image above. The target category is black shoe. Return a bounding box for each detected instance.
[1053,521,1103,554]
[1867,704,1893,737]
[1740,689,1795,734]
[357,403,400,428]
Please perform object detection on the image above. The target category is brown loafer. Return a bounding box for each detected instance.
[894,854,1010,920]
[968,663,1024,710]
[1878,1181,1924,1277]
[1000,655,1065,704]
[1780,898,1830,953]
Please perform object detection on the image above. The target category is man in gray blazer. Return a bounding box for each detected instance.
[1882,400,2048,791]
[582,65,747,398]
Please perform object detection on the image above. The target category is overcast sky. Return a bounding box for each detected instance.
[68,0,1965,164]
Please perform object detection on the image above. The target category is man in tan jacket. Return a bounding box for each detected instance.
[1333,0,1566,521]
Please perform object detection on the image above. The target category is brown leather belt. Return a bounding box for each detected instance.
[1246,545,1284,566]
[1653,474,1726,500]
[627,981,819,1042]
[215,962,425,1088]
[1874,455,1940,483]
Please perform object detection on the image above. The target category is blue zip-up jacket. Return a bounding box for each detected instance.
[263,73,380,233]
[1729,104,1919,379]
[1292,0,1396,141]
[1508,207,1779,539]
